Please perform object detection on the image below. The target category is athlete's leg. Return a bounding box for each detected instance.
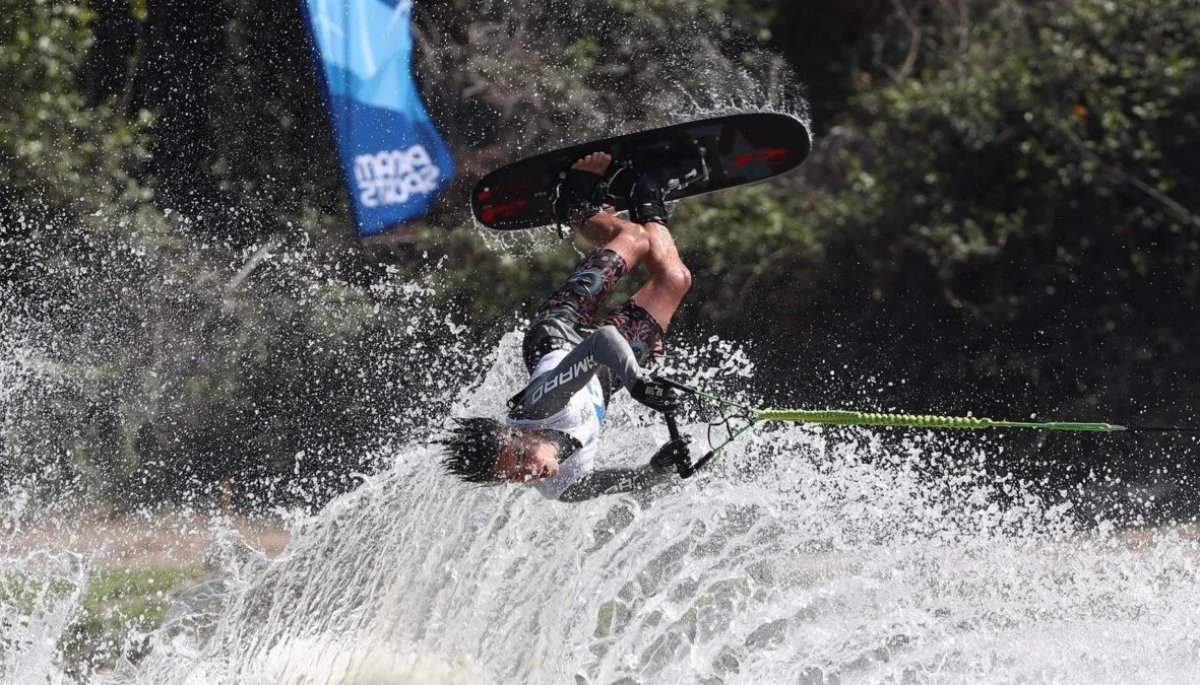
[590,150,696,366]
[577,211,648,269]
[540,152,661,323]
[522,154,651,370]
[627,220,692,330]
[569,153,648,268]
[599,220,691,364]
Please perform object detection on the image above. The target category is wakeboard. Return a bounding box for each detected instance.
[472,112,811,231]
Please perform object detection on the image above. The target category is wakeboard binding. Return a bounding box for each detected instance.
[552,166,611,229]
[625,145,710,226]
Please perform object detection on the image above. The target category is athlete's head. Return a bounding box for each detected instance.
[441,419,561,484]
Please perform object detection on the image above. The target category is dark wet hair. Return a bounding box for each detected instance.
[439,417,507,484]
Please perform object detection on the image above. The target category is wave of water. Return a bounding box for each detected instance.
[66,333,1195,685]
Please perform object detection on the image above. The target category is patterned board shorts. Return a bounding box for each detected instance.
[522,248,665,377]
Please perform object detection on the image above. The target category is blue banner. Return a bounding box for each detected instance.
[300,0,454,237]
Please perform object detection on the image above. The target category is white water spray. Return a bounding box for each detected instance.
[85,333,1200,685]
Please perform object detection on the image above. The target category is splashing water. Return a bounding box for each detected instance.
[0,552,87,685]
[37,333,1182,685]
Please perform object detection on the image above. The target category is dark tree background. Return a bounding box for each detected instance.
[1,0,1197,516]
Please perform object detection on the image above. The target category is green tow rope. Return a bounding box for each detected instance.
[756,409,1114,432]
[658,379,1200,478]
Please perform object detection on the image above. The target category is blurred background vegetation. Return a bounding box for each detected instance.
[1,0,1198,516]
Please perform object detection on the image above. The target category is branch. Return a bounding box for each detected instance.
[222,236,280,310]
[887,0,923,83]
[1062,126,1200,229]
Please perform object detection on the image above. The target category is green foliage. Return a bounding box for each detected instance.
[0,0,143,217]
[850,0,1198,405]
[674,0,1200,420]
[60,566,205,677]
[1,565,205,677]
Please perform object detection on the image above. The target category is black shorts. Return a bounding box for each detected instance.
[523,249,665,386]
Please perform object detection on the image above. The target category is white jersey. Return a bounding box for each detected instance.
[506,349,607,499]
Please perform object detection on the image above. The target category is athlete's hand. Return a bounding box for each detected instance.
[650,437,692,475]
[630,376,680,414]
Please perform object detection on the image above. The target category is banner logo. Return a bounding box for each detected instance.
[354,145,442,208]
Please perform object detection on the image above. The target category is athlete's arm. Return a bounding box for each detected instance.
[509,325,642,420]
[555,465,673,502]
[556,437,690,502]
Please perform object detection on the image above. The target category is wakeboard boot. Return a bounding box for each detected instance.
[552,163,612,231]
[628,148,708,227]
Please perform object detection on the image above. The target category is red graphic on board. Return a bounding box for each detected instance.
[480,198,527,223]
[731,147,792,169]
[478,178,531,203]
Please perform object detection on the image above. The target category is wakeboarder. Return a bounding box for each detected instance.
[441,152,699,501]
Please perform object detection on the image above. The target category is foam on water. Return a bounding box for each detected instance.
[92,333,1200,685]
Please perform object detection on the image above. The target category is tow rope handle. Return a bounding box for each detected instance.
[656,377,720,479]
[663,408,718,479]
[663,413,690,478]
